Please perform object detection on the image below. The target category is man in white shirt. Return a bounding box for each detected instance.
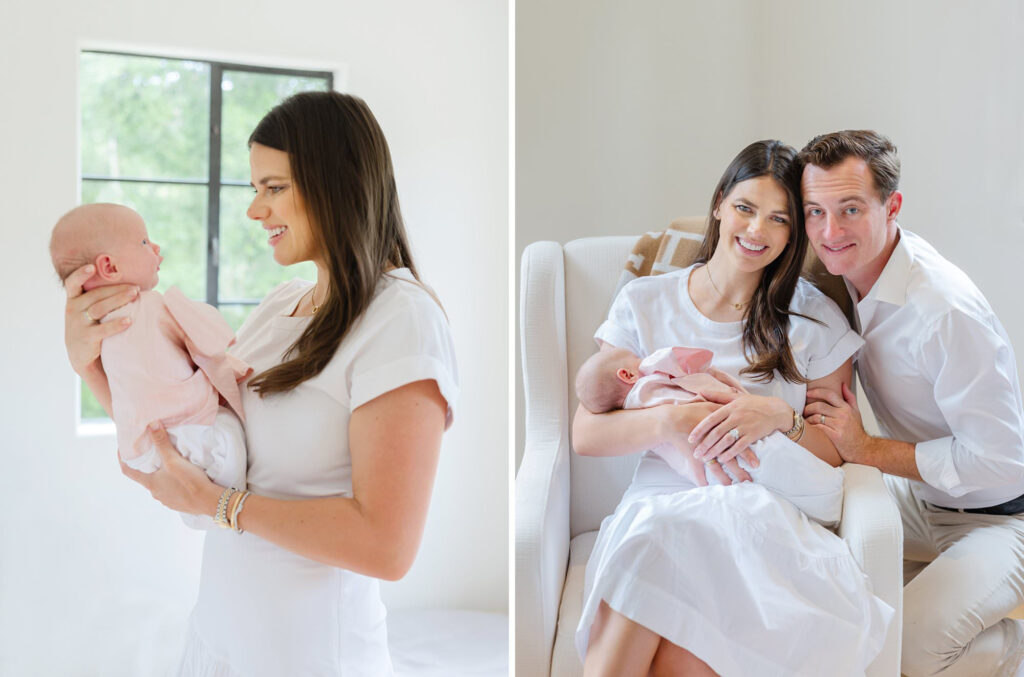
[798,130,1024,677]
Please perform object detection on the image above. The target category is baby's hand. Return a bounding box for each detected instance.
[707,366,748,394]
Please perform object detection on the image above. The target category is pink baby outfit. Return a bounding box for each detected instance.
[623,346,740,410]
[623,346,844,526]
[101,287,251,527]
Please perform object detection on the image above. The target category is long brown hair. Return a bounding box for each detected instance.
[693,139,814,384]
[247,91,419,396]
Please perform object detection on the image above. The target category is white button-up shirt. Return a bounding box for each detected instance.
[851,228,1024,508]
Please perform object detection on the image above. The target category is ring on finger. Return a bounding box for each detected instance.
[820,414,826,425]
[83,309,97,324]
[705,458,718,466]
[728,428,740,442]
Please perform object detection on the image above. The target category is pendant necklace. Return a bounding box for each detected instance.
[705,263,750,311]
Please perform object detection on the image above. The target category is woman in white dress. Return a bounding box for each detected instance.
[573,140,891,676]
[61,92,458,676]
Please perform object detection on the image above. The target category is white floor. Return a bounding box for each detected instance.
[390,609,509,677]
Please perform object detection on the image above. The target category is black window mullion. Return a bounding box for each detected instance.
[82,176,251,188]
[206,64,223,307]
[82,49,332,310]
[82,175,209,186]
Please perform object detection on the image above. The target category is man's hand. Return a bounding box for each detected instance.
[804,383,870,462]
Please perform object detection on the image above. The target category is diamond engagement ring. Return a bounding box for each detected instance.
[728,428,739,442]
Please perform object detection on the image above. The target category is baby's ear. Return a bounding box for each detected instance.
[93,254,120,281]
[616,367,638,385]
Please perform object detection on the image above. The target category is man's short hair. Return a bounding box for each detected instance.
[798,130,901,201]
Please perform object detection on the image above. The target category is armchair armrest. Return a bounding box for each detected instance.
[516,241,572,677]
[838,462,903,676]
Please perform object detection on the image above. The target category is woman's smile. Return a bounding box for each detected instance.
[266,225,288,246]
[735,236,769,255]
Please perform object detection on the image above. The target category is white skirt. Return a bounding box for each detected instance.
[176,529,393,677]
[576,482,893,677]
[177,624,242,677]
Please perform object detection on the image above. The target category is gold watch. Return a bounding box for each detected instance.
[784,408,805,442]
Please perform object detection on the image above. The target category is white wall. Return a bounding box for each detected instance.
[516,0,1024,468]
[0,0,507,673]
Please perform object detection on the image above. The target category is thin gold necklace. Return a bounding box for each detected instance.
[310,282,321,314]
[705,263,749,311]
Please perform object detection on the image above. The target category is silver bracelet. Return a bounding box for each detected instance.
[231,491,252,533]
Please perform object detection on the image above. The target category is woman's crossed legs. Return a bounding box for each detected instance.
[584,601,719,677]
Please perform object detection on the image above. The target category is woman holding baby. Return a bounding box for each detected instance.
[61,92,456,675]
[573,140,891,676]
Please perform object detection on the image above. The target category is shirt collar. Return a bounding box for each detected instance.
[857,226,913,308]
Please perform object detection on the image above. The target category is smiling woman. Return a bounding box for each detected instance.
[690,140,809,385]
[62,91,459,676]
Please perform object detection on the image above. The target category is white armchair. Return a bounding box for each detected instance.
[516,231,904,676]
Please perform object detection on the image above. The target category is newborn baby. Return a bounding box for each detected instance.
[51,203,249,529]
[576,346,743,413]
[576,346,844,526]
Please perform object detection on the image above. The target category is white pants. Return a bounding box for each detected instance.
[122,407,247,530]
[885,475,1024,676]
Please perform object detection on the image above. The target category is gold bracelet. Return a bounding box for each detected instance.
[225,490,244,524]
[230,491,252,533]
[226,489,244,531]
[214,487,237,529]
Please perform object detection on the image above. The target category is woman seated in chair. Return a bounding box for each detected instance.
[572,140,893,677]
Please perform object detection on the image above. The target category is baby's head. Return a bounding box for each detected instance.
[575,347,643,413]
[49,203,162,291]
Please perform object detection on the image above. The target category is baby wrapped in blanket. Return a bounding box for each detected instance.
[576,346,844,526]
[51,203,249,529]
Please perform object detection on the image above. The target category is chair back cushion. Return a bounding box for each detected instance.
[565,218,850,537]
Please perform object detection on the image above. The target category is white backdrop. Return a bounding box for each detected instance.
[516,0,1024,468]
[0,0,508,674]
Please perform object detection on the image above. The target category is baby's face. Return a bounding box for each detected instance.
[111,213,163,290]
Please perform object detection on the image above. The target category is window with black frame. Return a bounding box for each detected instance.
[78,51,332,420]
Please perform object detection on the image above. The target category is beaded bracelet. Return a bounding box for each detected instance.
[229,491,252,533]
[214,487,237,529]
